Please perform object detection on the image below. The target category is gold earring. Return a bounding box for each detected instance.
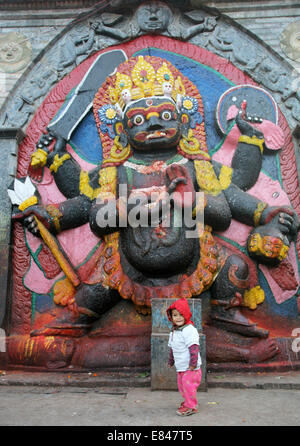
[103,135,131,165]
[179,128,201,155]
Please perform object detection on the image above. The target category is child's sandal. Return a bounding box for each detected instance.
[176,407,198,416]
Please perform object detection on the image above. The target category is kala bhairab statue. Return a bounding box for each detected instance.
[10,54,300,368]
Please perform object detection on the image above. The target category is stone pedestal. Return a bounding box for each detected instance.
[151,298,207,391]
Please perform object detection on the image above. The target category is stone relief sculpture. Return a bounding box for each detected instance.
[0,32,32,74]
[8,47,300,369]
[57,24,96,71]
[280,20,300,64]
[1,1,299,131]
[91,2,218,43]
[0,63,58,128]
[1,97,34,128]
[132,2,217,40]
[2,1,300,371]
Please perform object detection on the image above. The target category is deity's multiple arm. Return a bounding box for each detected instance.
[211,109,298,236]
[23,101,299,261]
[228,110,264,191]
[27,134,97,234]
[210,139,299,266]
[228,142,262,191]
[202,192,232,232]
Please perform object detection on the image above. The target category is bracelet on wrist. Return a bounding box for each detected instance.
[239,135,264,153]
[46,204,63,233]
[49,154,71,173]
[253,202,268,227]
[19,196,38,211]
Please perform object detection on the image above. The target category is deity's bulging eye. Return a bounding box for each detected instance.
[161,111,172,121]
[133,114,145,126]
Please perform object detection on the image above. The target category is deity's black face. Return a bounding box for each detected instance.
[136,2,172,33]
[123,97,181,152]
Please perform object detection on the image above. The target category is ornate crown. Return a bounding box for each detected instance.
[93,55,208,163]
[106,56,185,114]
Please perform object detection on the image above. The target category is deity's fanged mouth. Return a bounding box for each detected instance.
[146,131,167,140]
[135,128,177,142]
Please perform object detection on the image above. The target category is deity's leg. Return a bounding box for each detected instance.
[31,282,121,337]
[204,324,280,363]
[209,255,268,338]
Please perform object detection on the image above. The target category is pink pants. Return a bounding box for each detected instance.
[177,369,202,409]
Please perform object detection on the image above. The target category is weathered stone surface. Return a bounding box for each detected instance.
[0,32,32,74]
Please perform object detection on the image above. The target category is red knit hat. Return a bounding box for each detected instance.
[166,298,194,327]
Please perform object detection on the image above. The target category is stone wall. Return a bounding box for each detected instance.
[204,0,300,72]
[0,9,77,108]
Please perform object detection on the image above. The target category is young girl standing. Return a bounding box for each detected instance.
[167,298,202,416]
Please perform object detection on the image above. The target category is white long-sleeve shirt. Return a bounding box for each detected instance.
[168,324,202,372]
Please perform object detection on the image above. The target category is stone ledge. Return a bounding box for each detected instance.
[0,370,151,388]
[207,370,300,390]
[0,370,300,390]
[0,0,102,9]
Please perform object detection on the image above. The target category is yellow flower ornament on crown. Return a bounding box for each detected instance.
[93,55,207,163]
[107,56,182,115]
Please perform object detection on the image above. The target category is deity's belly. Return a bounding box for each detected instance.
[120,224,197,276]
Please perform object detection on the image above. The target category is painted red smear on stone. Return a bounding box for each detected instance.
[242,305,300,338]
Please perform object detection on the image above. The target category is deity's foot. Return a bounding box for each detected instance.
[31,326,88,338]
[31,285,121,338]
[244,339,280,363]
[210,306,269,338]
[30,308,94,338]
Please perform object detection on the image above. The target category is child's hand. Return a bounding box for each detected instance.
[188,365,196,371]
[167,363,174,368]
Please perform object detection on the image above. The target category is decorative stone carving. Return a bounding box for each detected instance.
[21,63,58,104]
[0,1,300,137]
[56,24,96,72]
[90,2,218,45]
[130,2,218,41]
[0,96,35,128]
[0,63,58,128]
[91,13,127,41]
[135,0,173,34]
[2,29,300,372]
[206,26,234,56]
[280,20,300,63]
[0,32,32,74]
[200,22,300,130]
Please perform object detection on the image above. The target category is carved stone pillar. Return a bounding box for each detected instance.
[0,128,25,330]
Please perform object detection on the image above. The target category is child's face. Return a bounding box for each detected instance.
[172,309,185,327]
